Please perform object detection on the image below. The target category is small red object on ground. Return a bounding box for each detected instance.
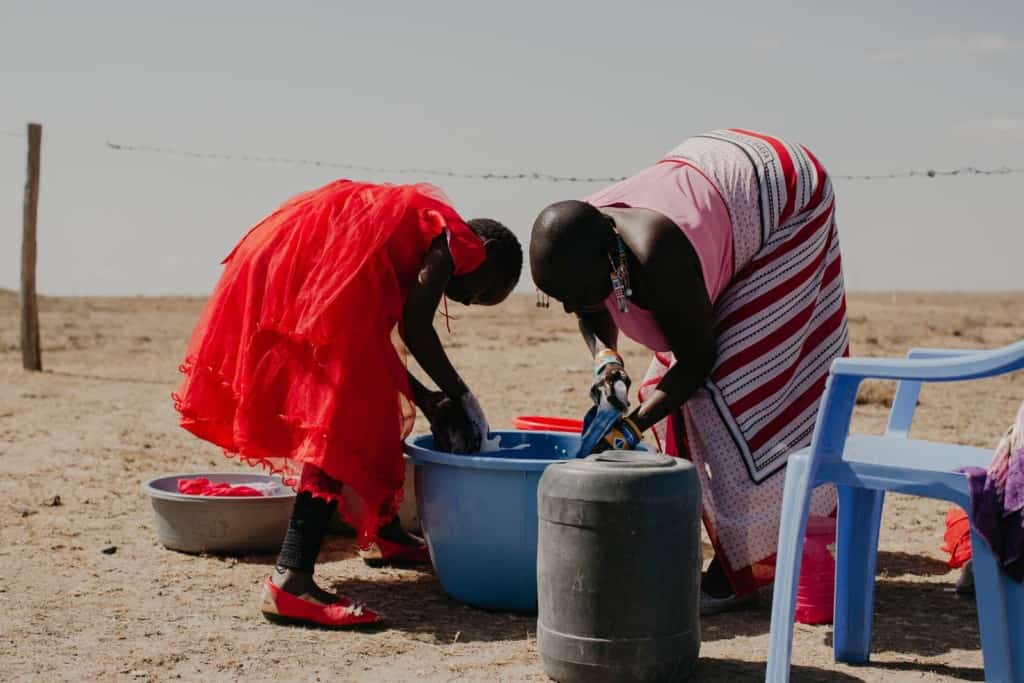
[941,507,972,568]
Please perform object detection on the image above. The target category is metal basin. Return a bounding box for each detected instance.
[143,473,295,554]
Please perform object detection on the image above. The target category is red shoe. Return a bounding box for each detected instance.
[259,578,381,628]
[360,537,431,566]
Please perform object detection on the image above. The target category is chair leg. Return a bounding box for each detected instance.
[766,453,816,683]
[833,486,884,664]
[969,529,1019,682]
[1005,568,1024,683]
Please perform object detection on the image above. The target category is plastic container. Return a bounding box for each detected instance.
[512,417,585,432]
[143,473,295,554]
[404,430,579,612]
[537,451,701,682]
[512,416,584,433]
[796,515,837,625]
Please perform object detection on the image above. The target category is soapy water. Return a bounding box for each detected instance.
[479,433,530,453]
[479,433,504,452]
[424,431,577,459]
[477,433,572,458]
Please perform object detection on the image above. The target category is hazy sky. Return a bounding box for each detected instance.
[1,1,1022,295]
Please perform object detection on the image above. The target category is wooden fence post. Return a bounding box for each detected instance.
[21,122,42,371]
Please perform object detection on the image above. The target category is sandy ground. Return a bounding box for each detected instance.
[2,290,1023,682]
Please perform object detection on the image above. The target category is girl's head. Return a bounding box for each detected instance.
[445,218,523,306]
[530,200,615,314]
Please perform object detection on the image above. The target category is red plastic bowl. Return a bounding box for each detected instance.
[512,416,584,434]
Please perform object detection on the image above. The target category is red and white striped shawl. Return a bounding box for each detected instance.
[639,129,846,593]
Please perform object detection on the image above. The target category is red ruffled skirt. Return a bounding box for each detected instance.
[172,180,483,544]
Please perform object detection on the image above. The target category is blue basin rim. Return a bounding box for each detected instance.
[404,431,574,471]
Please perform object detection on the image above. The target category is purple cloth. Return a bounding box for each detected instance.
[963,404,1024,583]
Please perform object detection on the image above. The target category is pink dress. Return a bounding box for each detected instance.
[584,160,734,353]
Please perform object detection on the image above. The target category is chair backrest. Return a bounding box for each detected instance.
[889,342,1024,436]
[809,340,1024,465]
[888,348,985,437]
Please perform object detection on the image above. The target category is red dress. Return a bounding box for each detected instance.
[172,180,485,543]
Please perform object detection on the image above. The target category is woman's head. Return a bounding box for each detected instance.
[445,218,523,306]
[530,200,614,314]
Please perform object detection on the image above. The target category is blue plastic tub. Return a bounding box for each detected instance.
[404,430,579,612]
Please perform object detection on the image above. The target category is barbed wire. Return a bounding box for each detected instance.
[104,142,630,183]
[4,132,1022,182]
[103,140,1024,183]
[834,166,1024,180]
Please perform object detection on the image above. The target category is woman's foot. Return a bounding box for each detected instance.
[700,556,755,616]
[260,568,381,628]
[360,516,431,566]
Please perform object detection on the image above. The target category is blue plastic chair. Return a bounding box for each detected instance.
[766,340,1024,683]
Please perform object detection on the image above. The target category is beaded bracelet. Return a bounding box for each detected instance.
[593,348,624,377]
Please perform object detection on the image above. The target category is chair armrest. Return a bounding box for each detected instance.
[808,341,1024,465]
[831,340,1024,383]
[906,347,981,360]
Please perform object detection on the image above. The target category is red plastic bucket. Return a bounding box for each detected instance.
[795,515,837,625]
[512,416,584,434]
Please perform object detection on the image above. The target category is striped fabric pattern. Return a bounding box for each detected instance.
[666,128,849,483]
[642,129,846,592]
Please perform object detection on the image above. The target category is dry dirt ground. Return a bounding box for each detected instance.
[2,291,1023,682]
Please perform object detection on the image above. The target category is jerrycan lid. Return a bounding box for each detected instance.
[585,451,677,468]
[540,451,692,492]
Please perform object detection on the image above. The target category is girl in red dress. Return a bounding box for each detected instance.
[173,180,522,627]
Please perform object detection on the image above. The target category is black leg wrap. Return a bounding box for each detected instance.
[275,492,337,572]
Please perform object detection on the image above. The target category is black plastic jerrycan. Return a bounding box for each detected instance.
[537,451,701,682]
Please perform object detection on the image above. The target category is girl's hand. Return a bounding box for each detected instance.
[427,395,477,453]
[459,392,492,450]
[419,390,448,424]
[426,393,493,454]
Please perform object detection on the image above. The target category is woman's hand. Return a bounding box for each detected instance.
[577,310,628,408]
[591,349,631,409]
[591,362,631,409]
